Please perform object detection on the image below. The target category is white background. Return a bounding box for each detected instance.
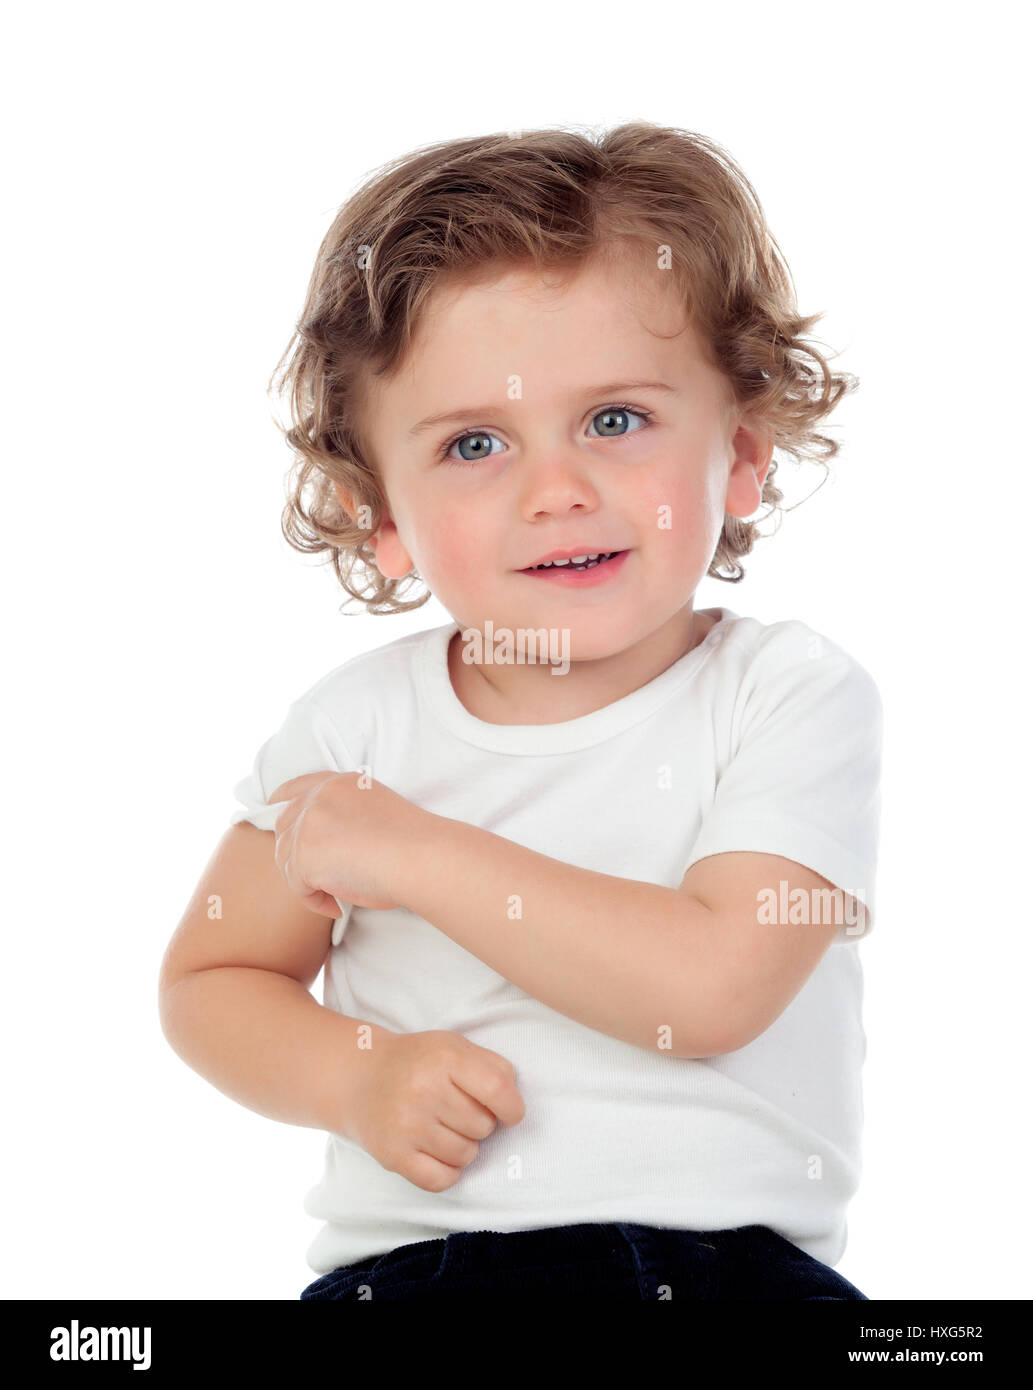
[3,0,1029,1301]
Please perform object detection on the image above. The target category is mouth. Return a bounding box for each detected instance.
[517,549,630,585]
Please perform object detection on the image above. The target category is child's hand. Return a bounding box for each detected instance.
[342,1030,526,1193]
[268,770,419,913]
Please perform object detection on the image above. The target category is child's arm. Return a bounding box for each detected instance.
[158,822,396,1138]
[262,771,842,1064]
[264,772,741,1061]
[160,821,526,1192]
[393,815,846,1061]
[373,645,880,1061]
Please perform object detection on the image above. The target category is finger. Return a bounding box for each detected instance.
[406,1150,463,1192]
[275,841,297,894]
[272,821,293,873]
[423,1122,479,1169]
[274,834,305,900]
[272,798,300,835]
[451,1054,525,1128]
[268,772,336,803]
[440,1085,499,1141]
[298,889,342,918]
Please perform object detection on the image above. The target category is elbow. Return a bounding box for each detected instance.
[156,957,173,1039]
[668,1023,748,1061]
[686,1001,779,1059]
[157,960,202,1047]
[666,995,757,1061]
[157,973,182,1046]
[156,949,183,1040]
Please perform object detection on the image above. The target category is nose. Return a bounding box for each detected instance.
[517,445,603,521]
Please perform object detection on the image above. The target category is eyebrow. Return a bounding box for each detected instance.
[407,380,678,437]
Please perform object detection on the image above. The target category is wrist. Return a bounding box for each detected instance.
[392,806,460,913]
[319,1014,398,1141]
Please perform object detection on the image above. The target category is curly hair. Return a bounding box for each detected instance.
[269,122,857,615]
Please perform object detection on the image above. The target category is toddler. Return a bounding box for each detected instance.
[159,123,882,1302]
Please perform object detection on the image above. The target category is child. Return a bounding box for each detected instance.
[159,123,882,1302]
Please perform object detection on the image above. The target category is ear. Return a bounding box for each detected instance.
[365,513,416,578]
[332,481,414,577]
[724,423,774,519]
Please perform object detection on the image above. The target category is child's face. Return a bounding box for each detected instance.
[345,246,771,660]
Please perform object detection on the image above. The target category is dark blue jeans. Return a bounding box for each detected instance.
[299,1222,869,1300]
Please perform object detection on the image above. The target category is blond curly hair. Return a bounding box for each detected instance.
[269,122,857,615]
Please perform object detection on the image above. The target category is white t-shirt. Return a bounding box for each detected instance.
[229,606,883,1272]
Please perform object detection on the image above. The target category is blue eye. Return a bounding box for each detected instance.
[437,404,653,467]
[438,430,503,467]
[586,405,651,439]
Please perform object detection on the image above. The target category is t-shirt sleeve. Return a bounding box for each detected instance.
[229,694,355,834]
[684,632,883,943]
[229,694,360,946]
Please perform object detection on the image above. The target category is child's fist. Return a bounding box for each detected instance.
[341,1030,526,1193]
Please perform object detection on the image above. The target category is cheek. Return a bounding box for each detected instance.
[416,500,488,584]
[623,469,713,550]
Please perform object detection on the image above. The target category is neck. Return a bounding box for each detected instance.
[447,606,715,726]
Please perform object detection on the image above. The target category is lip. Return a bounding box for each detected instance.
[519,546,626,569]
[517,548,630,586]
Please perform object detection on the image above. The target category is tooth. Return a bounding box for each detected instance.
[534,551,615,568]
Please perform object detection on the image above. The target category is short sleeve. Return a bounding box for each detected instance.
[229,695,355,833]
[685,635,883,944]
[229,695,360,946]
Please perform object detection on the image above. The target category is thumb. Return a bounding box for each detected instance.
[299,888,345,918]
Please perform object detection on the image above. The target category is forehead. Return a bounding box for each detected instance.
[359,244,724,443]
[416,245,693,352]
